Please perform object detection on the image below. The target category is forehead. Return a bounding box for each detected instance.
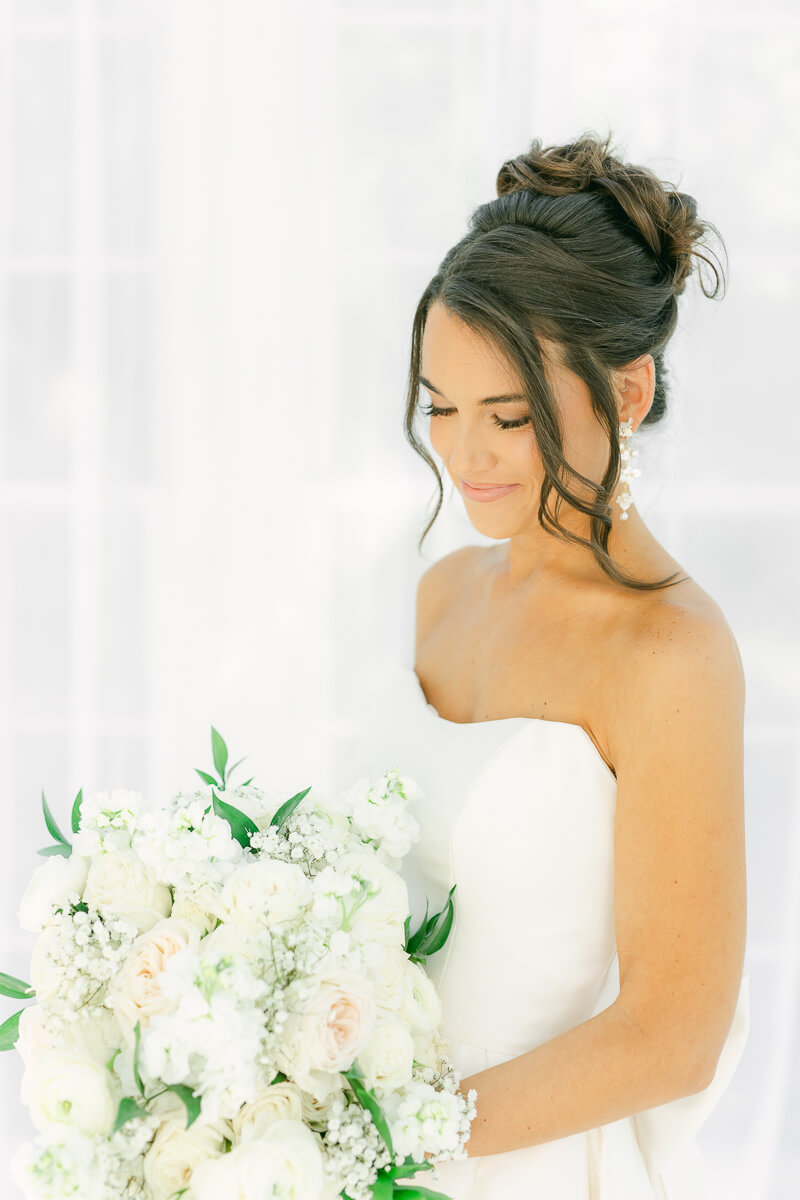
[421,300,560,388]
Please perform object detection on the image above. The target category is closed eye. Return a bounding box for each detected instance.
[419,402,530,431]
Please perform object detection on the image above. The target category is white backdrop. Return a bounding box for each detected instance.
[0,0,798,1196]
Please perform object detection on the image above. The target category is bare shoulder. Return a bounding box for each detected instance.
[414,544,486,657]
[609,579,747,787]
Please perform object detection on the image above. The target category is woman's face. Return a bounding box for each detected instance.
[419,300,628,538]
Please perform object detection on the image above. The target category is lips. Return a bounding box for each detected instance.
[461,480,514,489]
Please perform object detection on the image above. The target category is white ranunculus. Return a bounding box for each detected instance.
[29,924,64,1006]
[276,970,376,1101]
[108,916,201,1043]
[21,1045,120,1137]
[190,1119,326,1200]
[358,1017,415,1091]
[18,854,91,933]
[143,1098,230,1200]
[218,859,312,929]
[83,848,172,933]
[400,959,442,1036]
[336,850,410,947]
[232,1081,304,1143]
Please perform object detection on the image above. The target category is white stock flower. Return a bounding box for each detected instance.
[143,1097,230,1200]
[21,1044,120,1138]
[18,854,91,933]
[72,788,142,856]
[232,1080,304,1143]
[133,794,243,890]
[358,1017,415,1091]
[218,859,312,929]
[336,768,422,860]
[83,848,172,933]
[11,1128,104,1200]
[276,969,376,1102]
[400,959,442,1037]
[190,1118,326,1200]
[108,916,202,1043]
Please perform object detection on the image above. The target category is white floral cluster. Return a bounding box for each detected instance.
[321,1094,392,1200]
[7,761,478,1200]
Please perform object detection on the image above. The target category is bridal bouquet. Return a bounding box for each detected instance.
[1,728,477,1200]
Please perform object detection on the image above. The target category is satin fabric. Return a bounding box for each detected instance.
[337,660,749,1199]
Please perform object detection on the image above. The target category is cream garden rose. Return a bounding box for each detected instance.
[276,969,377,1101]
[190,1118,327,1200]
[17,854,91,933]
[83,848,172,933]
[335,850,409,947]
[143,1097,231,1200]
[108,916,202,1042]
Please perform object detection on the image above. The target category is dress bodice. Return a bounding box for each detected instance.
[335,659,750,1199]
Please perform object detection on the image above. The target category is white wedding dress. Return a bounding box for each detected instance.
[337,659,750,1200]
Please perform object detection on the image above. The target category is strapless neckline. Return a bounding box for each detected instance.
[403,664,617,785]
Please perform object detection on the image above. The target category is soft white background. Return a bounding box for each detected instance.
[0,0,797,1196]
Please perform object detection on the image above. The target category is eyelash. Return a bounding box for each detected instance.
[419,402,531,431]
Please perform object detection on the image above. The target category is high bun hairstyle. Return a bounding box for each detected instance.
[403,129,727,591]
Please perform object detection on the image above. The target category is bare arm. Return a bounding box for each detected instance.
[457,606,748,1158]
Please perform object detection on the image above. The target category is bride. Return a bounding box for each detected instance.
[351,131,749,1199]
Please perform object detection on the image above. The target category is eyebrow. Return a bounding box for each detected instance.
[419,375,526,406]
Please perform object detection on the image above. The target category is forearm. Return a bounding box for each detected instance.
[457,998,709,1159]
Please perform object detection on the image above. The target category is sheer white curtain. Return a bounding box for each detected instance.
[1,1,797,1196]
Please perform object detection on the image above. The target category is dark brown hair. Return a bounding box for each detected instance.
[403,130,727,591]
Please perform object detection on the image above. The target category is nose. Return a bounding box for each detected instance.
[447,418,498,478]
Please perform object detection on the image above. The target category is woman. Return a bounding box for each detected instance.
[349,131,749,1199]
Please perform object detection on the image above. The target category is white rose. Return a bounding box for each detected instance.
[18,854,91,933]
[276,970,376,1101]
[336,850,409,946]
[83,849,172,933]
[231,1081,304,1143]
[108,917,201,1043]
[218,859,312,929]
[190,1119,325,1200]
[372,945,410,1015]
[29,924,64,1006]
[358,1017,415,1091]
[170,886,220,934]
[143,1098,230,1200]
[22,1045,119,1137]
[400,959,442,1036]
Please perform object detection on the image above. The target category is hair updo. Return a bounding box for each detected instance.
[404,129,727,591]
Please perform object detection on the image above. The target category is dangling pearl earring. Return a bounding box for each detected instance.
[616,413,641,521]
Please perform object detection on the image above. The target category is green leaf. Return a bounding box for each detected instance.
[0,1008,24,1051]
[269,786,312,832]
[211,789,258,848]
[166,1083,201,1128]
[227,755,248,778]
[133,1021,145,1095]
[368,1173,393,1200]
[342,1061,393,1158]
[0,972,35,1000]
[210,727,228,786]
[240,776,255,788]
[37,843,72,859]
[406,885,456,960]
[389,1161,434,1180]
[70,788,83,835]
[41,790,70,848]
[113,1095,149,1133]
[388,1186,452,1199]
[194,768,219,788]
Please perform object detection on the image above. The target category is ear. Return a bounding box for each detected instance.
[614,354,655,431]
